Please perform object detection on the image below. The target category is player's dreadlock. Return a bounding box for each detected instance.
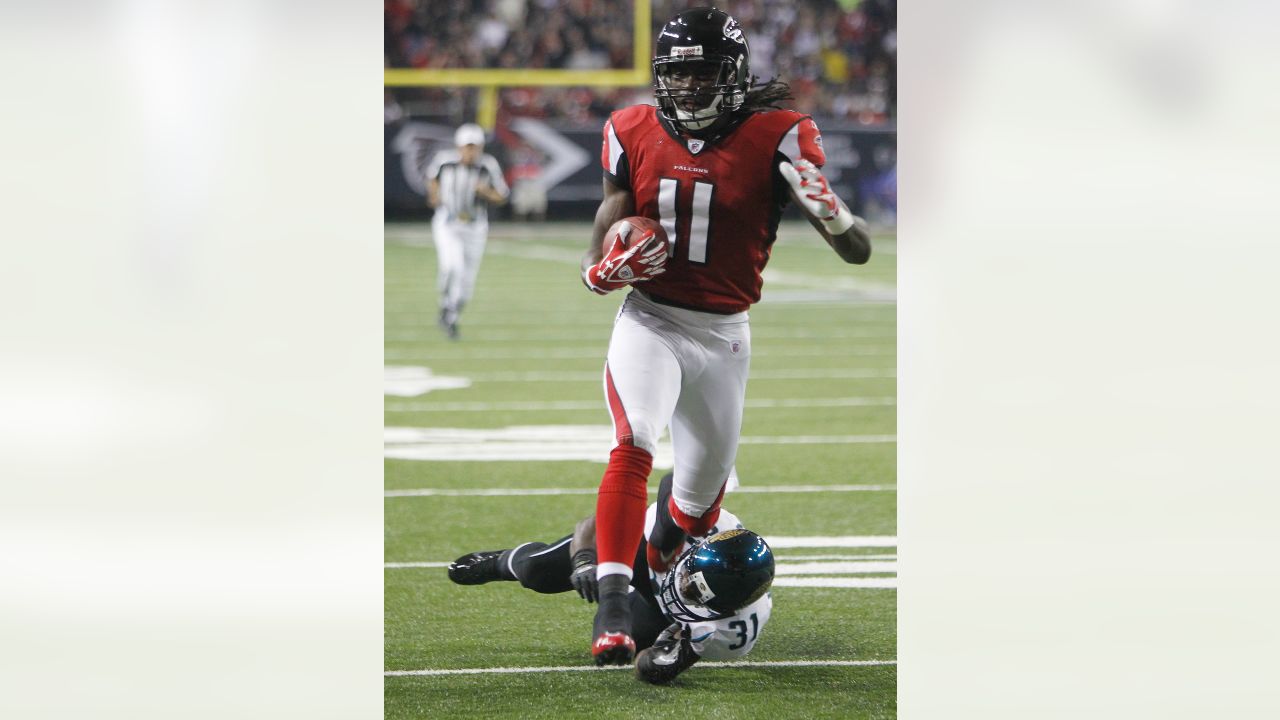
[741,77,794,113]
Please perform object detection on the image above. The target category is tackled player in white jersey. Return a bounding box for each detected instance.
[446,473,774,684]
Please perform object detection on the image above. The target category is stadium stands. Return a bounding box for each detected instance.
[385,0,895,125]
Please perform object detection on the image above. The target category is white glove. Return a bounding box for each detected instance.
[583,223,668,295]
[779,159,854,234]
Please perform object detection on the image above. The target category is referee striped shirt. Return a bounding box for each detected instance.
[427,150,508,224]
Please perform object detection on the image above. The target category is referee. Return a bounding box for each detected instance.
[426,123,509,340]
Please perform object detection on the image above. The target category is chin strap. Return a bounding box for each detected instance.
[661,110,747,148]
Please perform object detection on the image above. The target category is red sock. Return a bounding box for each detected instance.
[669,484,726,536]
[594,444,653,569]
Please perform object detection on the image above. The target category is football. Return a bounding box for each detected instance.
[603,216,669,260]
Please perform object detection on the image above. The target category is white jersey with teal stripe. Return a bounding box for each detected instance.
[643,503,774,660]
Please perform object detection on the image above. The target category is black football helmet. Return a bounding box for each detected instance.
[653,7,750,134]
[658,529,775,623]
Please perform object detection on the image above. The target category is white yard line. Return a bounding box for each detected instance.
[385,484,894,498]
[484,240,585,264]
[738,434,896,445]
[775,554,896,561]
[383,426,894,463]
[384,346,895,361]
[386,560,896,573]
[712,483,896,492]
[387,221,894,244]
[385,659,896,677]
[387,487,599,497]
[768,536,896,548]
[384,303,894,313]
[384,314,896,325]
[763,268,896,292]
[388,369,895,382]
[387,538,896,569]
[476,241,897,284]
[776,561,897,575]
[774,577,897,588]
[386,400,608,413]
[384,397,896,412]
[386,328,895,342]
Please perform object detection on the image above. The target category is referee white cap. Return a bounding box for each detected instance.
[454,123,485,148]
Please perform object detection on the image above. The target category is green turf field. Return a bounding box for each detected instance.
[385,221,897,719]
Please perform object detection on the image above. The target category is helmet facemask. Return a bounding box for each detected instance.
[653,56,747,133]
[658,541,733,622]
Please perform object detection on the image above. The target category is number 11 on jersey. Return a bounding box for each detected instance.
[658,178,715,265]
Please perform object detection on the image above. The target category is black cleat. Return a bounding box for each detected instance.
[438,309,460,340]
[447,550,504,585]
[634,623,698,684]
[635,644,697,684]
[591,576,635,666]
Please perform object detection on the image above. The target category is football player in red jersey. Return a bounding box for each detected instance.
[580,7,872,666]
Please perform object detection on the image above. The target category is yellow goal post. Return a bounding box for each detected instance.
[384,2,652,129]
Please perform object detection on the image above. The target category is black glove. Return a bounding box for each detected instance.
[635,623,699,684]
[569,548,598,602]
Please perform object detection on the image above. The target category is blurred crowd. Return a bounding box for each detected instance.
[386,0,635,71]
[386,0,895,126]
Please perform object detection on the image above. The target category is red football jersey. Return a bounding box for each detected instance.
[601,105,826,313]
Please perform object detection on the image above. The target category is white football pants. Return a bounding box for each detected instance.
[603,290,751,516]
[431,213,487,318]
